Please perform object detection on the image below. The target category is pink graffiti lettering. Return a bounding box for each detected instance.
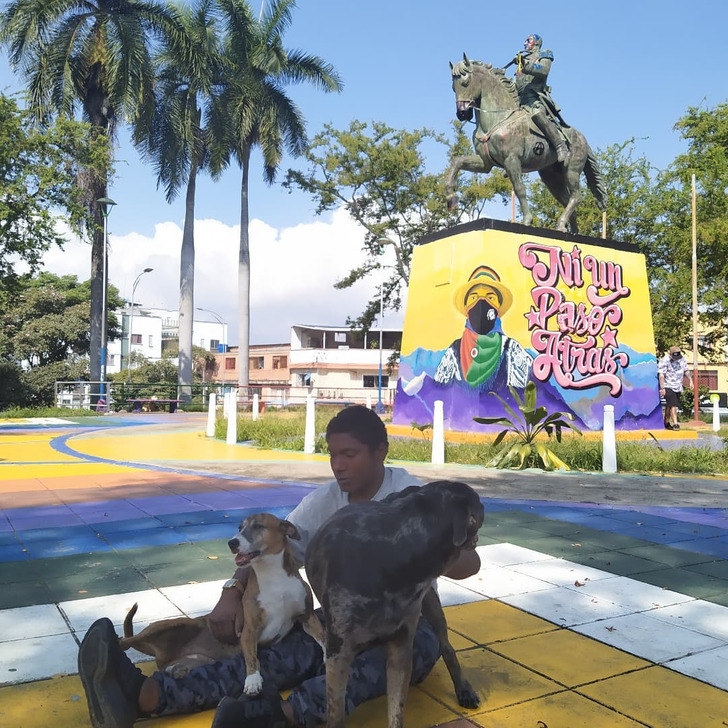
[520,241,632,395]
[519,243,584,288]
[530,330,629,395]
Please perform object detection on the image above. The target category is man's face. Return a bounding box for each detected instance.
[524,35,536,51]
[327,432,387,500]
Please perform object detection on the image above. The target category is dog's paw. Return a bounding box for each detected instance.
[244,672,263,696]
[456,681,480,709]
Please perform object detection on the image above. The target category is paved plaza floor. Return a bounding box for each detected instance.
[1,413,727,727]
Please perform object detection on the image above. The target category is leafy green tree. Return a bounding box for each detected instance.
[133,0,227,397]
[0,273,123,405]
[650,103,728,357]
[284,120,509,329]
[216,0,342,388]
[0,93,110,291]
[1,0,187,389]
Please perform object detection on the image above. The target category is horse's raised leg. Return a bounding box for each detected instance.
[503,157,531,226]
[444,154,493,210]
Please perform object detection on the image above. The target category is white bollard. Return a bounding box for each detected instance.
[206,392,217,437]
[226,394,237,445]
[431,400,445,465]
[711,394,721,432]
[366,393,372,410]
[304,394,316,454]
[252,393,260,421]
[602,404,617,473]
[223,390,230,420]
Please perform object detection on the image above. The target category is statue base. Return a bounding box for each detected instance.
[392,218,663,432]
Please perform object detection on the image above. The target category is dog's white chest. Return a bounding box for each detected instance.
[255,568,308,645]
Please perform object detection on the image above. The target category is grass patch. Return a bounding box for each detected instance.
[0,406,100,419]
[214,409,728,475]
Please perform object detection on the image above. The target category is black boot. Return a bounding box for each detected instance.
[78,618,146,728]
[532,108,570,164]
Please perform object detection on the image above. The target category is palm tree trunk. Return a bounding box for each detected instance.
[238,144,251,391]
[88,179,107,404]
[178,162,198,402]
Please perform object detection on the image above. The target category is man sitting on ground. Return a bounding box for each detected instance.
[78,405,481,728]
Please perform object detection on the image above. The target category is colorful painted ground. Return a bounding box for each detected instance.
[1,413,728,728]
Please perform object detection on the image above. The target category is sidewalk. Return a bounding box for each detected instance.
[1,413,727,727]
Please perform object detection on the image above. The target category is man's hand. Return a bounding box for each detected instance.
[209,587,244,644]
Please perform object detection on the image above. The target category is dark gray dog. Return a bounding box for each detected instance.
[305,480,484,728]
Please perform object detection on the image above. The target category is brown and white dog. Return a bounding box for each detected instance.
[305,480,484,728]
[120,513,324,696]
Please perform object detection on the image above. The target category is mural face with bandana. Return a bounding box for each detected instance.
[433,265,532,391]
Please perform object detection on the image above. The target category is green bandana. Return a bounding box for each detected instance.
[463,332,503,387]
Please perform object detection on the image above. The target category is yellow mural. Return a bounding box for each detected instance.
[394,222,662,432]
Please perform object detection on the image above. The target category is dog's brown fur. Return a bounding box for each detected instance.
[120,513,324,692]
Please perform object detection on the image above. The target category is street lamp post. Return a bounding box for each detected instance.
[127,268,153,382]
[96,197,116,403]
[196,307,226,386]
[375,278,385,414]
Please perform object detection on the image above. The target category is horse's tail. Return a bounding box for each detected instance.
[584,148,607,212]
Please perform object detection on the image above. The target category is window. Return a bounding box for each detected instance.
[225,357,236,370]
[148,335,153,347]
[108,354,115,365]
[210,339,220,352]
[249,356,265,370]
[697,370,718,389]
[272,355,287,369]
[363,375,389,388]
[300,373,313,387]
[131,334,142,345]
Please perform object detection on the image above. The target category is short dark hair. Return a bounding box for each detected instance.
[325,405,388,450]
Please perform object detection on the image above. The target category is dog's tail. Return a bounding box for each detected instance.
[123,602,139,638]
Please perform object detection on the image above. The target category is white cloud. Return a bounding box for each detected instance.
[40,208,397,344]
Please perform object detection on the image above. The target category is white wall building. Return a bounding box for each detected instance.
[106,306,229,375]
[288,324,401,405]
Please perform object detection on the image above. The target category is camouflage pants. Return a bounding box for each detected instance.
[152,613,440,728]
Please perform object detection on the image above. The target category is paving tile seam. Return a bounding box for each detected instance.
[4,548,726,690]
[568,689,654,727]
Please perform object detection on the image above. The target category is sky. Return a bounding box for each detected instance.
[2,0,726,344]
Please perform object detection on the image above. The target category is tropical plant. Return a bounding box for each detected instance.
[133,0,227,398]
[0,0,187,391]
[216,0,342,389]
[473,381,582,470]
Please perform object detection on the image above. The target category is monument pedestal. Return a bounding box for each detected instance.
[392,218,663,433]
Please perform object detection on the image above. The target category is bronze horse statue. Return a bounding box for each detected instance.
[445,55,606,233]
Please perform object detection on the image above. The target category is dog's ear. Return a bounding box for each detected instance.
[451,515,469,547]
[279,519,301,540]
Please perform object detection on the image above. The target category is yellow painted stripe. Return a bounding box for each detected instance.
[71,431,329,464]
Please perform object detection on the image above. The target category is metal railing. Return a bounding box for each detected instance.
[54,381,396,411]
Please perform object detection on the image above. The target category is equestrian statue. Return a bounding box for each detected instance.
[445,34,606,234]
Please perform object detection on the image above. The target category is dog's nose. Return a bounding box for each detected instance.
[228,538,239,552]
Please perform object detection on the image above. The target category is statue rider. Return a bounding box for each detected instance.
[509,33,569,164]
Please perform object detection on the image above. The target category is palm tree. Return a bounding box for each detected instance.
[1,0,186,393]
[216,0,342,390]
[134,0,228,399]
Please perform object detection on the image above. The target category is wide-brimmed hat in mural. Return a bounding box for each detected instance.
[453,265,514,317]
